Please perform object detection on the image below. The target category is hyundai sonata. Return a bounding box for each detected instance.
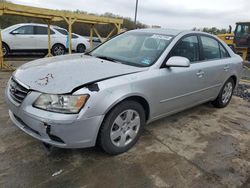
[5,29,243,154]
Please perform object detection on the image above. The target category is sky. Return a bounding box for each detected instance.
[10,0,250,30]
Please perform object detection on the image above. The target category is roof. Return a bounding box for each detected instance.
[2,23,66,31]
[130,28,184,36]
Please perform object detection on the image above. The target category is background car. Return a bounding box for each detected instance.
[72,33,90,53]
[84,36,102,48]
[1,23,90,56]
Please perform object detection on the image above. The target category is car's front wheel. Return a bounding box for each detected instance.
[52,44,66,56]
[212,78,235,108]
[98,101,145,155]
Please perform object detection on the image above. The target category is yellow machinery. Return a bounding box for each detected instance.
[218,23,250,83]
[217,22,249,62]
[217,33,234,46]
[0,2,123,71]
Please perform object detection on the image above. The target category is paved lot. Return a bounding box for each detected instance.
[0,67,250,188]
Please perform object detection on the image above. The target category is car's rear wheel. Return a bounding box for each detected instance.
[2,43,9,57]
[77,44,86,53]
[98,101,145,155]
[212,78,235,108]
[52,44,66,56]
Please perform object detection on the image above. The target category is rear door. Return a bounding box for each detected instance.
[198,35,231,99]
[9,25,36,50]
[34,26,55,50]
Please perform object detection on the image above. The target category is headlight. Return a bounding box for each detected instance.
[33,94,89,114]
[225,36,234,40]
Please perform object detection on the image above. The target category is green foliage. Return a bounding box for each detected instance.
[192,27,228,35]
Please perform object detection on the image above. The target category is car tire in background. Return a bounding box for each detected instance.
[98,100,145,155]
[2,43,9,57]
[52,44,66,56]
[212,78,235,108]
[77,44,86,53]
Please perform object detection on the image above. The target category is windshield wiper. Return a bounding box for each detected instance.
[95,55,117,62]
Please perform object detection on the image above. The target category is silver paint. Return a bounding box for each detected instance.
[5,29,243,148]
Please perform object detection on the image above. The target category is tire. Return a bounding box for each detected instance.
[98,100,146,155]
[52,44,66,56]
[77,44,86,53]
[212,78,235,108]
[2,43,9,57]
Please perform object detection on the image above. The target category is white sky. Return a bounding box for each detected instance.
[10,0,250,29]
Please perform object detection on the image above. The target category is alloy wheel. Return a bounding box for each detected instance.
[54,46,64,56]
[222,82,233,104]
[110,109,140,147]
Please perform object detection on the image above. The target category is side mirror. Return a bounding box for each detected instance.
[11,30,19,35]
[166,56,190,68]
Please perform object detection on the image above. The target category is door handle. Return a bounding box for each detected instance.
[224,65,230,71]
[196,70,205,78]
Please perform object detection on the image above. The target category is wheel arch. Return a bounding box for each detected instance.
[77,43,86,48]
[230,75,237,86]
[104,95,150,122]
[52,43,66,49]
[2,41,10,50]
[95,94,150,146]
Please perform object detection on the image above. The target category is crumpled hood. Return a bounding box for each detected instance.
[13,54,145,94]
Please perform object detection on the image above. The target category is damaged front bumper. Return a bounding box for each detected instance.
[5,84,104,149]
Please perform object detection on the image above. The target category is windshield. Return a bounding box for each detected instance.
[235,24,250,37]
[90,32,173,67]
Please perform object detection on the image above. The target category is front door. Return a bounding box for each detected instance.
[9,25,37,50]
[157,35,208,117]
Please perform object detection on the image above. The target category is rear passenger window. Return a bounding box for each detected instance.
[35,26,55,35]
[200,36,220,60]
[169,36,199,62]
[219,44,230,58]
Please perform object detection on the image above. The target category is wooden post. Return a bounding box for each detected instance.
[64,17,77,54]
[93,26,104,43]
[47,20,52,56]
[90,24,94,49]
[0,29,3,69]
[68,17,72,54]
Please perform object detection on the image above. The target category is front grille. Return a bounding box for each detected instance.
[9,78,29,104]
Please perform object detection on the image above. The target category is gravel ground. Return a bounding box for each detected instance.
[234,84,250,102]
[1,60,250,187]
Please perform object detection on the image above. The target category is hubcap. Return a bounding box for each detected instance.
[2,46,7,56]
[222,82,233,104]
[110,109,140,147]
[54,46,64,56]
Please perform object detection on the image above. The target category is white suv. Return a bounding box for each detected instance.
[1,23,90,56]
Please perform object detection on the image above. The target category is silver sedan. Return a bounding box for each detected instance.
[5,29,243,154]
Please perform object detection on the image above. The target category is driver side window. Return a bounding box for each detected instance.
[169,35,199,63]
[13,25,34,35]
